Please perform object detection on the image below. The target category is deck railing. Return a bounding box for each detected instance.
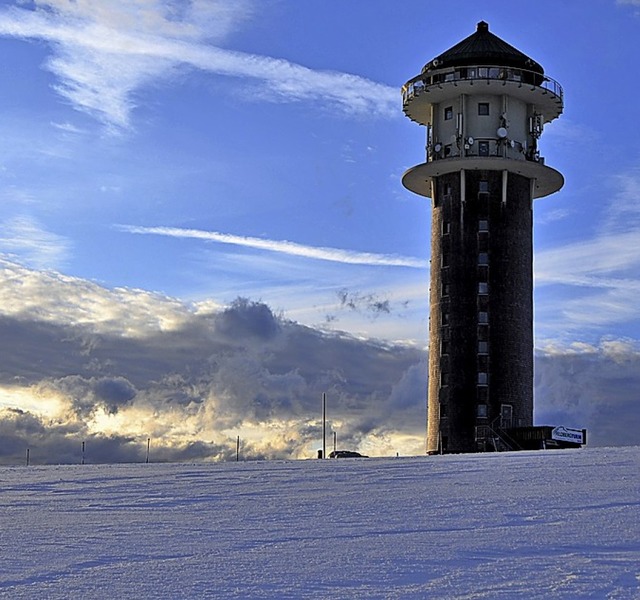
[402,65,563,106]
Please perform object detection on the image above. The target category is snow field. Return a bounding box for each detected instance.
[0,447,638,599]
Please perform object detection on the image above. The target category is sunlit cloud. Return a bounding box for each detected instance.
[0,256,192,334]
[0,1,397,130]
[0,260,428,463]
[117,224,425,268]
[0,257,638,463]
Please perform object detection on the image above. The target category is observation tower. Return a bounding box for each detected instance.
[401,21,563,453]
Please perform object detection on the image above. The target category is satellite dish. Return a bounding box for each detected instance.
[510,140,516,148]
[467,137,474,145]
[497,127,508,139]
[434,143,442,153]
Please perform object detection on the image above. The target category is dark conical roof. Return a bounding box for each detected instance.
[423,21,544,75]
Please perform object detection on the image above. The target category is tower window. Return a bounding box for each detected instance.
[479,141,490,156]
[479,180,489,193]
[440,402,448,417]
[443,221,451,235]
[477,404,488,418]
[444,106,453,120]
[441,340,450,355]
[478,372,488,385]
[478,311,488,324]
[478,252,489,265]
[478,103,490,116]
[479,219,489,232]
[442,283,450,297]
[478,341,488,354]
[478,282,488,295]
[441,372,449,386]
[477,386,489,402]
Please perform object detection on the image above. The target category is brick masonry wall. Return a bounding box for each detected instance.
[427,170,533,453]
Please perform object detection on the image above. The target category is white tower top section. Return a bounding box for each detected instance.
[401,21,564,199]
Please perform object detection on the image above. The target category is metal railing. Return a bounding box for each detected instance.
[402,64,563,106]
[475,416,523,452]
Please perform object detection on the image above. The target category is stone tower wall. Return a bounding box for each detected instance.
[427,170,533,453]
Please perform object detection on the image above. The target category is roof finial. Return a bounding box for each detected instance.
[477,21,489,32]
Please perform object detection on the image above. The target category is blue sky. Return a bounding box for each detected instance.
[0,0,639,461]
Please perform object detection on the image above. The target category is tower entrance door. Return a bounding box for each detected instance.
[500,404,513,429]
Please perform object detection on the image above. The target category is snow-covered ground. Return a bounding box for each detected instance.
[0,447,638,599]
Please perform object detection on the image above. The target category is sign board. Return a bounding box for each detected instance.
[551,426,584,445]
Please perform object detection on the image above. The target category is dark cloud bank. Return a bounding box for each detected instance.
[1,296,638,465]
[0,298,426,464]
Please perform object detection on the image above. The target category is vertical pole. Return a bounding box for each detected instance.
[333,431,337,454]
[81,441,85,465]
[146,438,150,464]
[322,393,326,460]
[236,436,240,462]
[26,448,30,467]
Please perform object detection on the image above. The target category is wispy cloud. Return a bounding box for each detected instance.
[535,166,640,332]
[0,1,397,130]
[536,229,640,286]
[0,215,71,269]
[117,224,425,268]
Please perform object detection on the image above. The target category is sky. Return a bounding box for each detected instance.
[0,0,639,462]
[1,449,638,597]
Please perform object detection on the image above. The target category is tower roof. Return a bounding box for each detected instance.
[422,21,544,75]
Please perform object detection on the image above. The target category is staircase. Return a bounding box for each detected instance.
[475,417,523,452]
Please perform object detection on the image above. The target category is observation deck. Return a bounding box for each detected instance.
[402,64,563,126]
[401,63,564,199]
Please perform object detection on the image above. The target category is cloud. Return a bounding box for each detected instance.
[0,215,71,269]
[0,258,637,464]
[534,166,640,333]
[535,339,640,447]
[117,224,425,268]
[335,288,411,320]
[0,256,194,334]
[0,1,397,130]
[0,259,426,463]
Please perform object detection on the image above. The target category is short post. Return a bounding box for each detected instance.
[81,441,85,465]
[236,436,240,462]
[26,448,30,467]
[322,392,326,460]
[333,431,337,455]
[145,438,150,464]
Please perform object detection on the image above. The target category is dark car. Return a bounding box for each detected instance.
[328,450,368,458]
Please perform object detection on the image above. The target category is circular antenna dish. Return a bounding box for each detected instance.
[467,137,474,145]
[510,140,516,148]
[434,143,442,152]
[497,127,508,139]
